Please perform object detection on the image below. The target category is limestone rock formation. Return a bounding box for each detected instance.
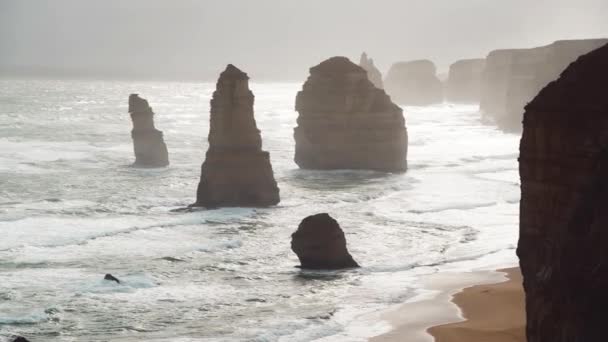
[480,38,607,131]
[192,64,280,208]
[518,43,608,342]
[128,94,169,167]
[294,56,407,172]
[445,58,485,103]
[359,52,384,89]
[291,213,359,269]
[384,59,443,105]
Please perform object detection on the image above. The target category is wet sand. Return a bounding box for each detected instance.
[370,267,524,342]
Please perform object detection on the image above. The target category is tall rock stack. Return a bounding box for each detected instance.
[384,59,443,105]
[359,52,384,89]
[192,64,280,207]
[480,38,607,132]
[518,43,608,342]
[128,94,169,167]
[294,56,407,172]
[445,58,485,103]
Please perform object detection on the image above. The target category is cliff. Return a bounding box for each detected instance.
[518,42,608,341]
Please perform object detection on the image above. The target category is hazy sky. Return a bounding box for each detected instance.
[1,0,607,80]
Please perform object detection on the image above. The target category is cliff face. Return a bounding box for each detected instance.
[445,58,485,103]
[294,56,407,172]
[192,64,280,207]
[518,43,608,342]
[359,52,384,89]
[481,38,607,132]
[384,59,443,106]
[128,94,169,167]
[291,213,359,269]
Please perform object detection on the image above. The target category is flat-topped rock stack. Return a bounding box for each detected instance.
[384,59,443,105]
[445,58,485,103]
[359,52,384,89]
[192,64,280,207]
[480,38,608,131]
[518,43,608,342]
[294,56,407,172]
[128,94,169,167]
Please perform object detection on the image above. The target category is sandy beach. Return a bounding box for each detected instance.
[429,268,525,342]
[371,267,524,342]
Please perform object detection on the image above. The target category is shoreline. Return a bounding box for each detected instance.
[370,267,524,342]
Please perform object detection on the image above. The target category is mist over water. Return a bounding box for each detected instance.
[0,80,519,341]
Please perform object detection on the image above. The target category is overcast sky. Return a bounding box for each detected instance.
[1,0,607,80]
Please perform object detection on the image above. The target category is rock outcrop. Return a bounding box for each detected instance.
[10,336,30,342]
[294,56,407,172]
[192,64,280,208]
[104,274,120,284]
[128,94,169,167]
[384,59,443,105]
[359,52,384,89]
[518,43,608,342]
[291,213,359,269]
[445,58,485,103]
[480,39,607,132]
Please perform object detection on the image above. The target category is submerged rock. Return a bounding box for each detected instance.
[192,64,280,207]
[10,336,30,342]
[104,274,120,284]
[291,213,359,269]
[518,43,608,341]
[128,94,169,167]
[480,38,607,132]
[294,56,407,172]
[445,58,485,103]
[359,52,384,89]
[384,59,443,105]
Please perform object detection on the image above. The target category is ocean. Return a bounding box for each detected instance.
[0,79,520,341]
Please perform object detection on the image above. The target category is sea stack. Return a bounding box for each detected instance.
[291,213,359,269]
[445,58,485,103]
[359,52,384,89]
[384,59,443,105]
[480,38,607,131]
[294,56,407,172]
[518,43,608,341]
[192,64,280,208]
[128,94,169,167]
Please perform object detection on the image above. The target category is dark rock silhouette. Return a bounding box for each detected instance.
[104,273,120,284]
[192,64,280,207]
[294,56,407,172]
[291,213,359,269]
[384,59,443,105]
[445,58,485,103]
[128,94,169,167]
[480,38,607,132]
[359,52,384,89]
[10,336,30,342]
[518,43,608,342]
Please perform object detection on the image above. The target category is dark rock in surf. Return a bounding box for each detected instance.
[384,59,443,105]
[104,274,120,284]
[291,213,359,269]
[518,43,608,341]
[192,64,280,207]
[128,94,169,167]
[9,336,30,342]
[294,56,407,172]
[359,52,384,89]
